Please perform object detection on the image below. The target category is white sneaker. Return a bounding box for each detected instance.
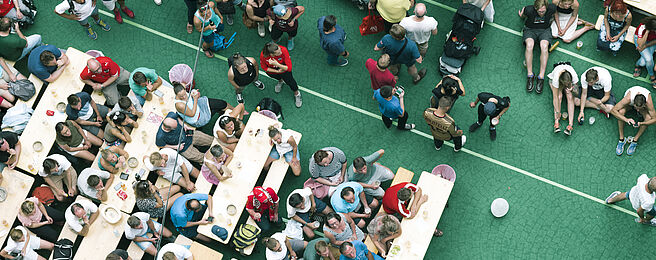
[294,93,302,108]
[154,0,162,5]
[274,80,283,93]
[257,22,265,37]
[454,135,466,152]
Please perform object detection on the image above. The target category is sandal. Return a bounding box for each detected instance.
[553,122,561,133]
[633,66,641,77]
[204,49,214,58]
[186,23,193,34]
[564,125,573,136]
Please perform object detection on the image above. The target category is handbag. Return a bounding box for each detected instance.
[359,9,384,36]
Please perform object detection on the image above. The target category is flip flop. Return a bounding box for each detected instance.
[564,125,573,136]
[633,67,641,77]
[554,122,561,133]
[186,24,193,34]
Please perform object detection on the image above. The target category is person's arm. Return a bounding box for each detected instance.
[114,126,132,143]
[496,103,510,119]
[366,251,375,260]
[314,177,337,186]
[359,191,371,215]
[639,99,656,126]
[285,237,298,259]
[212,2,224,23]
[99,174,114,201]
[289,136,299,166]
[176,95,198,117]
[151,77,163,90]
[215,130,237,144]
[8,140,21,169]
[56,11,80,21]
[518,6,526,18]
[179,164,194,191]
[44,62,69,83]
[611,96,633,124]
[194,15,216,33]
[324,229,340,245]
[206,195,213,218]
[578,87,588,122]
[551,85,562,122]
[344,214,358,240]
[408,187,425,219]
[398,92,406,115]
[637,207,647,222]
[616,12,632,39]
[290,6,305,26]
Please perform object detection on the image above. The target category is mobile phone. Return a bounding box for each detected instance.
[114,184,121,191]
[120,173,129,180]
[136,168,146,180]
[153,89,164,98]
[206,216,214,222]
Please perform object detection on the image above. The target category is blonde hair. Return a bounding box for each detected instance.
[150,152,163,165]
[268,125,280,138]
[315,240,329,252]
[20,200,36,215]
[100,149,112,159]
[9,228,23,241]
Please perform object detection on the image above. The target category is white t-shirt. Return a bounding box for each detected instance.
[65,199,98,233]
[274,129,295,156]
[38,154,72,177]
[124,212,150,240]
[580,67,612,92]
[399,16,438,44]
[54,0,95,21]
[156,243,193,260]
[77,168,111,199]
[547,64,578,89]
[625,86,651,106]
[265,232,289,260]
[629,174,656,211]
[286,187,312,218]
[2,226,40,256]
[144,148,193,184]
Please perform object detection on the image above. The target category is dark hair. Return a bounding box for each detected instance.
[340,241,354,254]
[268,125,280,138]
[0,18,11,32]
[324,212,342,226]
[380,85,394,98]
[105,252,123,260]
[397,187,412,202]
[585,69,598,83]
[558,70,572,91]
[40,51,55,66]
[262,42,280,57]
[118,96,133,110]
[70,203,83,215]
[209,144,224,158]
[232,53,246,66]
[55,122,72,142]
[67,94,80,106]
[643,16,656,31]
[609,0,627,13]
[134,180,152,199]
[340,187,355,199]
[42,158,59,173]
[173,82,186,95]
[262,237,280,250]
[219,116,241,132]
[635,94,647,107]
[87,175,101,187]
[353,157,366,170]
[441,77,459,94]
[323,15,337,32]
[438,97,452,109]
[132,72,147,85]
[389,24,406,40]
[186,199,200,210]
[313,150,329,163]
[288,193,303,207]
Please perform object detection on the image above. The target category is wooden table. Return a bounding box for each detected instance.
[15,48,91,174]
[625,0,656,15]
[190,241,224,259]
[386,172,453,260]
[73,203,127,260]
[0,168,35,244]
[197,112,280,243]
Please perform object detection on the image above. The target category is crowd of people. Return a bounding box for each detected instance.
[0,0,654,259]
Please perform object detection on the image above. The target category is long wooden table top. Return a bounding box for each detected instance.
[73,203,128,260]
[190,241,224,259]
[386,171,453,260]
[197,112,280,243]
[0,168,35,244]
[626,0,656,15]
[16,48,91,174]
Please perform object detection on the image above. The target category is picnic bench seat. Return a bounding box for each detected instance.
[595,14,636,44]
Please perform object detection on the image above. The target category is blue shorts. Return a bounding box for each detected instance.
[295,199,328,223]
[135,221,163,250]
[269,147,300,163]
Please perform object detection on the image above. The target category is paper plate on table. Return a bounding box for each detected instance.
[102,206,121,224]
[0,187,7,202]
[56,102,66,113]
[32,141,43,152]
[128,157,138,168]
[227,204,237,216]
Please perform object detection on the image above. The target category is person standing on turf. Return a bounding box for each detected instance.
[228,53,264,104]
[374,85,414,130]
[317,15,349,67]
[54,0,112,40]
[518,0,556,94]
[468,92,510,141]
[374,24,426,85]
[424,97,466,152]
[365,54,396,91]
[606,174,656,225]
[399,3,438,58]
[260,42,302,108]
[610,86,656,156]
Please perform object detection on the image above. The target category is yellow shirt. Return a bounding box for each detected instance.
[376,0,412,23]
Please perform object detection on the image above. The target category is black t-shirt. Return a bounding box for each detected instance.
[523,4,557,29]
[0,131,19,163]
[478,92,510,116]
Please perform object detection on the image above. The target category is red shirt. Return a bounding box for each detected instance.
[245,187,279,218]
[382,182,418,218]
[0,0,14,17]
[260,46,292,74]
[79,56,120,83]
[637,23,656,43]
[365,58,396,90]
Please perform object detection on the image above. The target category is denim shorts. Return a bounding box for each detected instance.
[269,147,300,163]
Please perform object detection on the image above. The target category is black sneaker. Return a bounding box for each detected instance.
[526,76,534,92]
[253,80,265,90]
[236,93,244,104]
[536,78,544,94]
[469,122,481,132]
[490,128,497,141]
[413,68,427,84]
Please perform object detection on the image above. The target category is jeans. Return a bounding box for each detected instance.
[382,111,409,129]
[634,35,656,77]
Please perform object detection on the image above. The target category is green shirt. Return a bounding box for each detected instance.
[55,120,84,148]
[128,67,159,97]
[346,151,381,183]
[0,34,27,61]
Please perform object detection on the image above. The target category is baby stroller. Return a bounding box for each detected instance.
[439,3,484,76]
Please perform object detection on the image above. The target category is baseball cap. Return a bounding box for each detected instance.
[253,187,271,204]
[273,5,287,16]
[211,225,228,240]
[484,102,496,116]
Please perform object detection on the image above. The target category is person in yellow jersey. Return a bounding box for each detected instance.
[424,97,466,152]
[369,0,414,32]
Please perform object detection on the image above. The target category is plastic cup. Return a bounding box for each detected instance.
[491,118,499,126]
[576,41,583,50]
[364,208,371,214]
[589,116,596,125]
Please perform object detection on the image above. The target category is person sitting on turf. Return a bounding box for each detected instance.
[468,92,510,141]
[367,215,401,258]
[66,92,110,140]
[110,95,143,121]
[330,182,379,228]
[227,53,265,104]
[374,85,415,130]
[55,120,103,162]
[145,148,199,192]
[374,24,426,84]
[518,0,556,94]
[610,86,656,156]
[264,125,301,176]
[124,212,174,256]
[345,149,394,199]
[286,187,333,239]
[309,147,348,198]
[77,167,114,201]
[365,54,396,91]
[98,146,129,174]
[129,67,163,105]
[263,232,307,260]
[39,155,78,201]
[425,97,466,152]
[339,241,383,260]
[80,57,131,106]
[548,62,578,135]
[65,199,100,236]
[323,212,365,247]
[597,0,631,56]
[200,144,233,186]
[574,67,615,122]
[633,16,656,87]
[246,186,281,233]
[382,181,442,236]
[0,226,54,260]
[212,103,246,151]
[27,44,69,83]
[550,0,594,44]
[170,193,214,242]
[104,111,137,147]
[194,0,224,58]
[430,74,465,109]
[606,174,656,225]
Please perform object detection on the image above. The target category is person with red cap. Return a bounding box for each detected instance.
[246,186,281,233]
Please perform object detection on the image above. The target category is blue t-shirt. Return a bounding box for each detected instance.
[331,182,364,214]
[170,193,209,228]
[375,34,420,66]
[156,112,193,152]
[28,45,62,80]
[339,241,383,260]
[65,92,92,120]
[374,89,403,119]
[317,16,346,56]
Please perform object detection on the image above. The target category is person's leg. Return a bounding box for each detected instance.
[433,138,444,150]
[524,37,535,77]
[326,53,339,65]
[617,108,627,141]
[102,82,121,107]
[63,169,78,196]
[382,115,392,128]
[407,64,419,81]
[181,146,204,164]
[564,18,593,43]
[48,175,66,201]
[483,1,494,23]
[183,0,197,33]
[453,135,463,150]
[256,211,272,233]
[396,111,409,130]
[634,112,651,142]
[30,224,58,243]
[192,130,214,147]
[417,42,428,58]
[538,39,550,79]
[270,26,283,43]
[19,34,42,61]
[606,191,627,204]
[388,64,400,76]
[287,29,298,50]
[207,98,228,114]
[283,151,301,176]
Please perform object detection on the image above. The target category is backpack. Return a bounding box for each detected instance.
[52,238,74,260]
[33,186,55,206]
[256,98,284,120]
[232,224,260,253]
[8,79,36,101]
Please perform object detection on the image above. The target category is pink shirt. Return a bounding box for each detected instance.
[17,197,43,227]
[365,58,396,90]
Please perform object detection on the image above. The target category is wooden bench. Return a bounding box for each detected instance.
[363,167,415,254]
[594,14,636,44]
[241,130,302,256]
[3,60,44,109]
